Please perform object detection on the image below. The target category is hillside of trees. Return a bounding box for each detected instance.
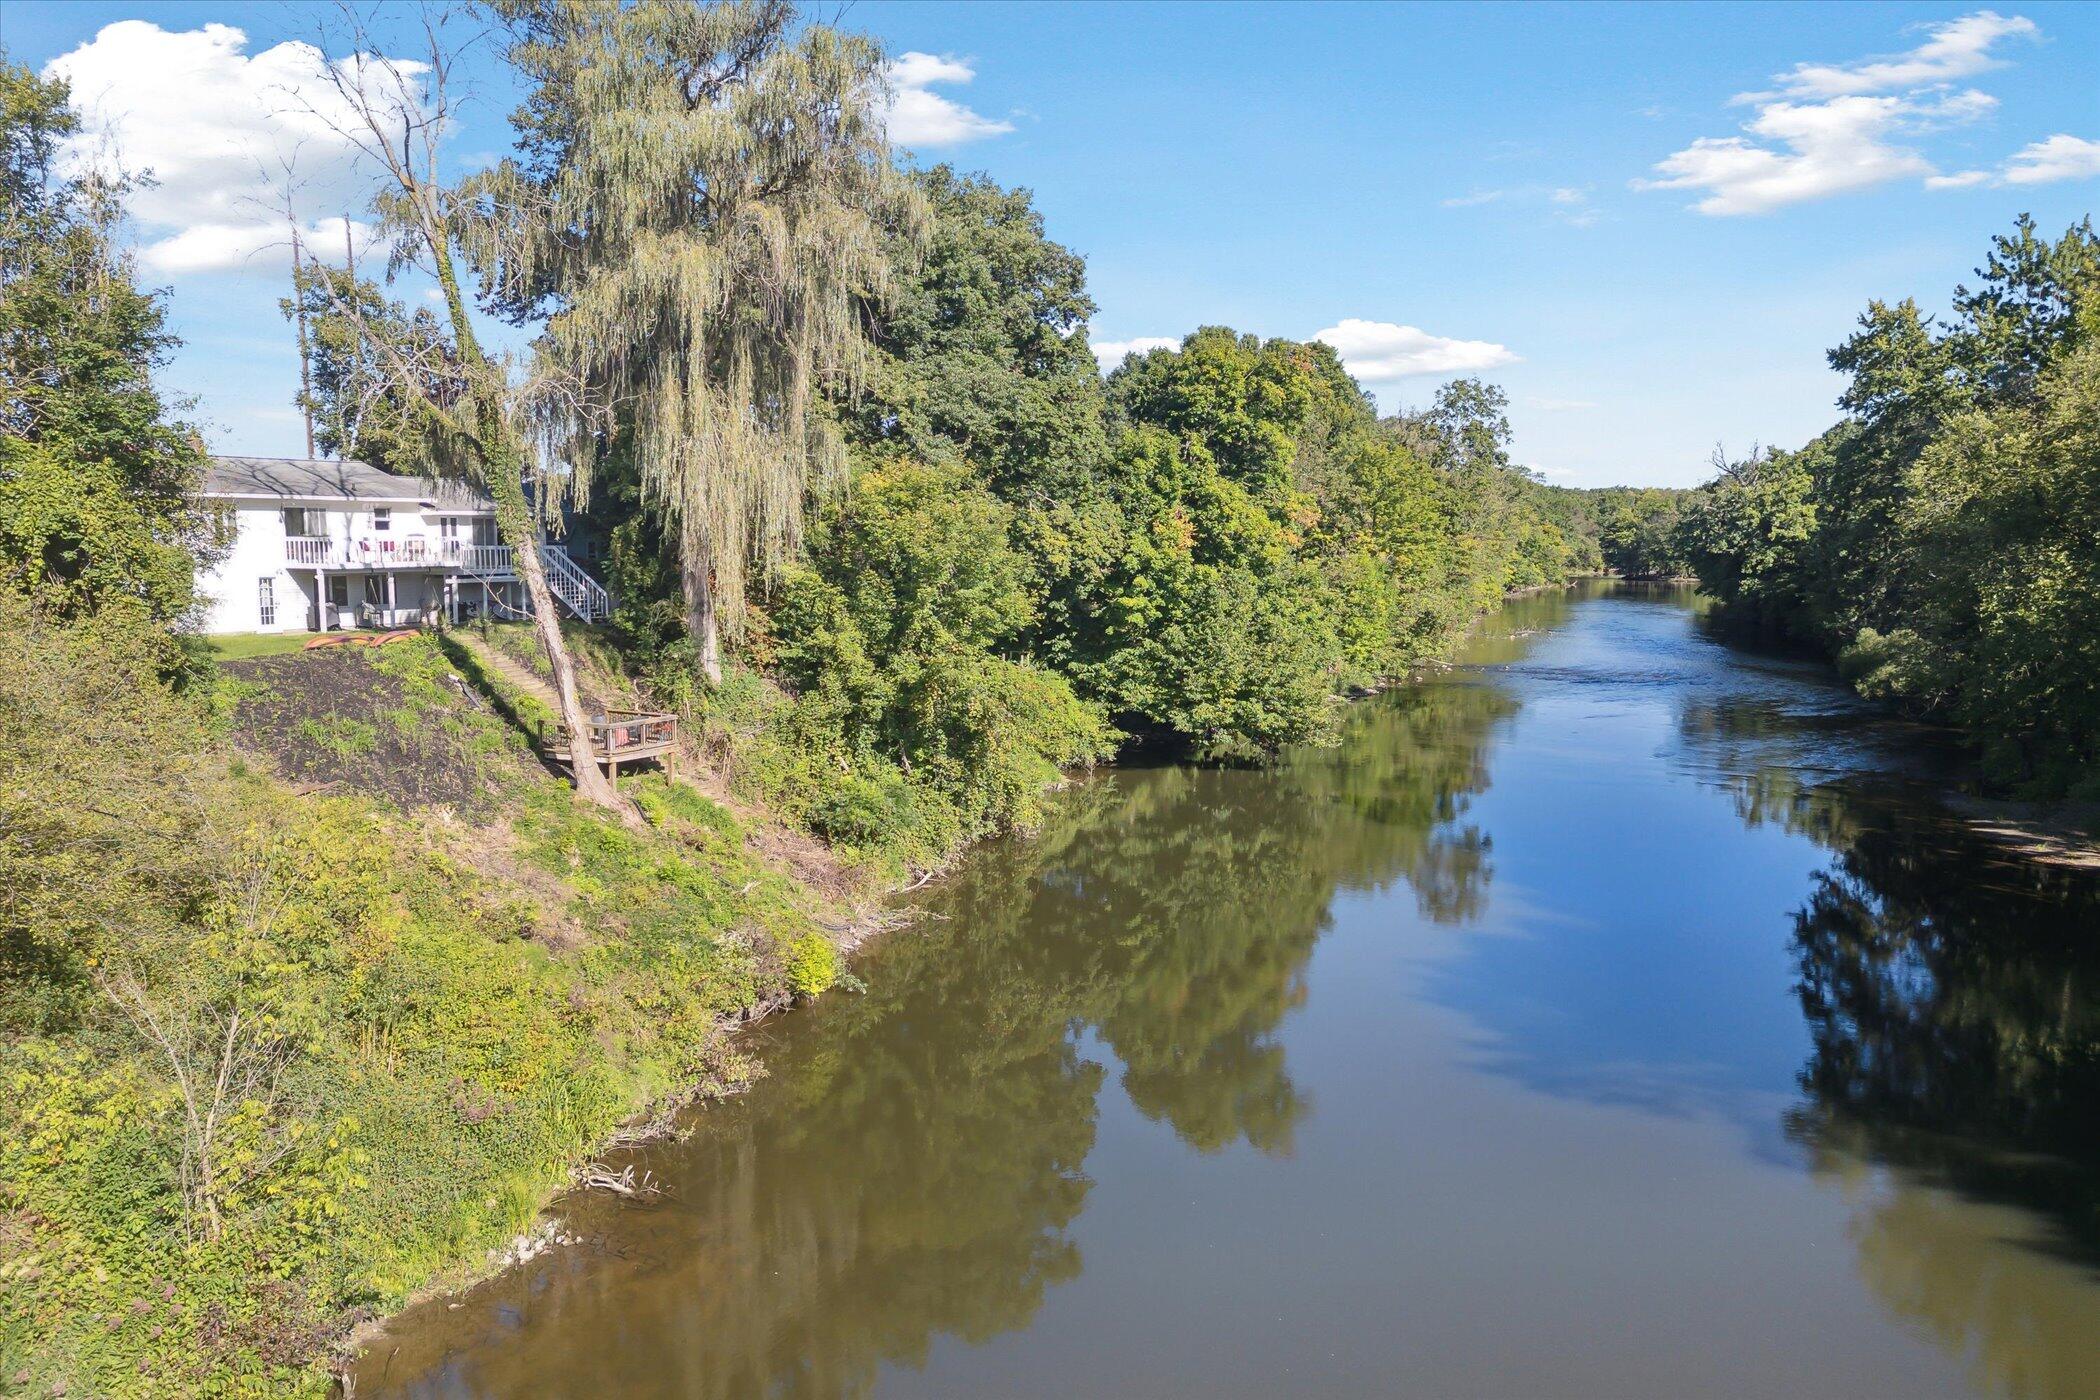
[1677,217,2100,798]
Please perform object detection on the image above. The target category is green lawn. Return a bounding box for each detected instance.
[206,630,312,661]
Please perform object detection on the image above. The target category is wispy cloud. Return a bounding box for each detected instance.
[1755,10,2036,100]
[1530,397,1599,412]
[1444,183,1600,226]
[1312,319,1518,381]
[1635,11,2061,215]
[885,52,1013,147]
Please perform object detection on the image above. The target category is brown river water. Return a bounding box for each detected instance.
[357,581,2100,1398]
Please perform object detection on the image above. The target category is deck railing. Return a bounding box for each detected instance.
[281,537,516,572]
[544,709,679,772]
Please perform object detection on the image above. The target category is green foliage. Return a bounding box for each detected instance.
[0,58,215,664]
[851,165,1108,497]
[768,461,1116,851]
[280,262,463,476]
[783,931,841,999]
[0,613,844,1395]
[1675,445,1820,636]
[1680,217,2100,795]
[0,591,213,1036]
[1592,487,1692,577]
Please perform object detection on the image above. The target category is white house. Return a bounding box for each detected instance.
[195,456,608,635]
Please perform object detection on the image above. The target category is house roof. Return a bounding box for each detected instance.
[201,456,494,511]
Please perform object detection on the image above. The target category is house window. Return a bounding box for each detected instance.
[327,575,349,607]
[372,507,392,533]
[439,516,462,539]
[283,507,312,537]
[258,577,276,626]
[473,517,498,546]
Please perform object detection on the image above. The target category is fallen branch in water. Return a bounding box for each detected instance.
[576,1164,661,1197]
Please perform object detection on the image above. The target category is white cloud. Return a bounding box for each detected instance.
[1638,12,2060,215]
[1091,336,1179,372]
[1760,10,2036,100]
[1530,397,1599,412]
[43,21,422,274]
[2002,134,2100,185]
[885,52,1013,147]
[1638,95,1942,215]
[1441,190,1506,208]
[1311,319,1518,381]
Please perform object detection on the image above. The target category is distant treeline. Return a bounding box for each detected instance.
[1675,217,2100,798]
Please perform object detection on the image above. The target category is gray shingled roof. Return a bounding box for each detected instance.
[202,456,493,511]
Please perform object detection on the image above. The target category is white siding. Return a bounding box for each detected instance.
[194,482,513,634]
[197,504,304,633]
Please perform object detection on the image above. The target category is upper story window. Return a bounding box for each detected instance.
[372,507,392,533]
[439,516,462,539]
[283,507,313,537]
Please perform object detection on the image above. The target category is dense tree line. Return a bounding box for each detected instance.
[287,59,1604,846]
[1678,218,2100,797]
[579,177,1600,842]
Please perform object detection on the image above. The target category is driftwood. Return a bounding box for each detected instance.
[576,1163,660,1197]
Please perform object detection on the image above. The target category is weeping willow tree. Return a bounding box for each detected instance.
[467,0,924,682]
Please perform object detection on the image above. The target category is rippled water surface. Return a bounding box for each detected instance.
[361,581,2100,1399]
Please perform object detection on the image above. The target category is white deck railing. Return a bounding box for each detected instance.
[282,538,516,573]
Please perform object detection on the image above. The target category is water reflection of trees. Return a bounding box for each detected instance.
[1703,744,2100,1397]
[370,674,1516,1398]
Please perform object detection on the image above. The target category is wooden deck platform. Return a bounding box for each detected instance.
[547,709,678,774]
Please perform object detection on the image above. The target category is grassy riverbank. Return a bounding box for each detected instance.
[0,628,869,1396]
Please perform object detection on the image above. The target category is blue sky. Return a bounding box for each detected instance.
[10,2,2097,486]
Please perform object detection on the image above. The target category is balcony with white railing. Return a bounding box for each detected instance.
[280,536,516,574]
[456,543,514,573]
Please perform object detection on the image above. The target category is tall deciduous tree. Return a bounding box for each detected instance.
[465,0,921,683]
[290,9,624,812]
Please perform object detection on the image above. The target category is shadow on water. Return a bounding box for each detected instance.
[1679,636,2100,1397]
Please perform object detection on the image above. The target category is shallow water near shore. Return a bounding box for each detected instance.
[357,580,2100,1399]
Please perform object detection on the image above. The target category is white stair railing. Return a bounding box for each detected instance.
[540,544,612,623]
[449,539,613,624]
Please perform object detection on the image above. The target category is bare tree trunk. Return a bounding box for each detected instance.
[291,227,315,458]
[681,531,723,685]
[435,241,625,816]
[488,470,628,815]
[288,7,633,819]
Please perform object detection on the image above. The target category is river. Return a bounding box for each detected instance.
[358,581,2100,1399]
